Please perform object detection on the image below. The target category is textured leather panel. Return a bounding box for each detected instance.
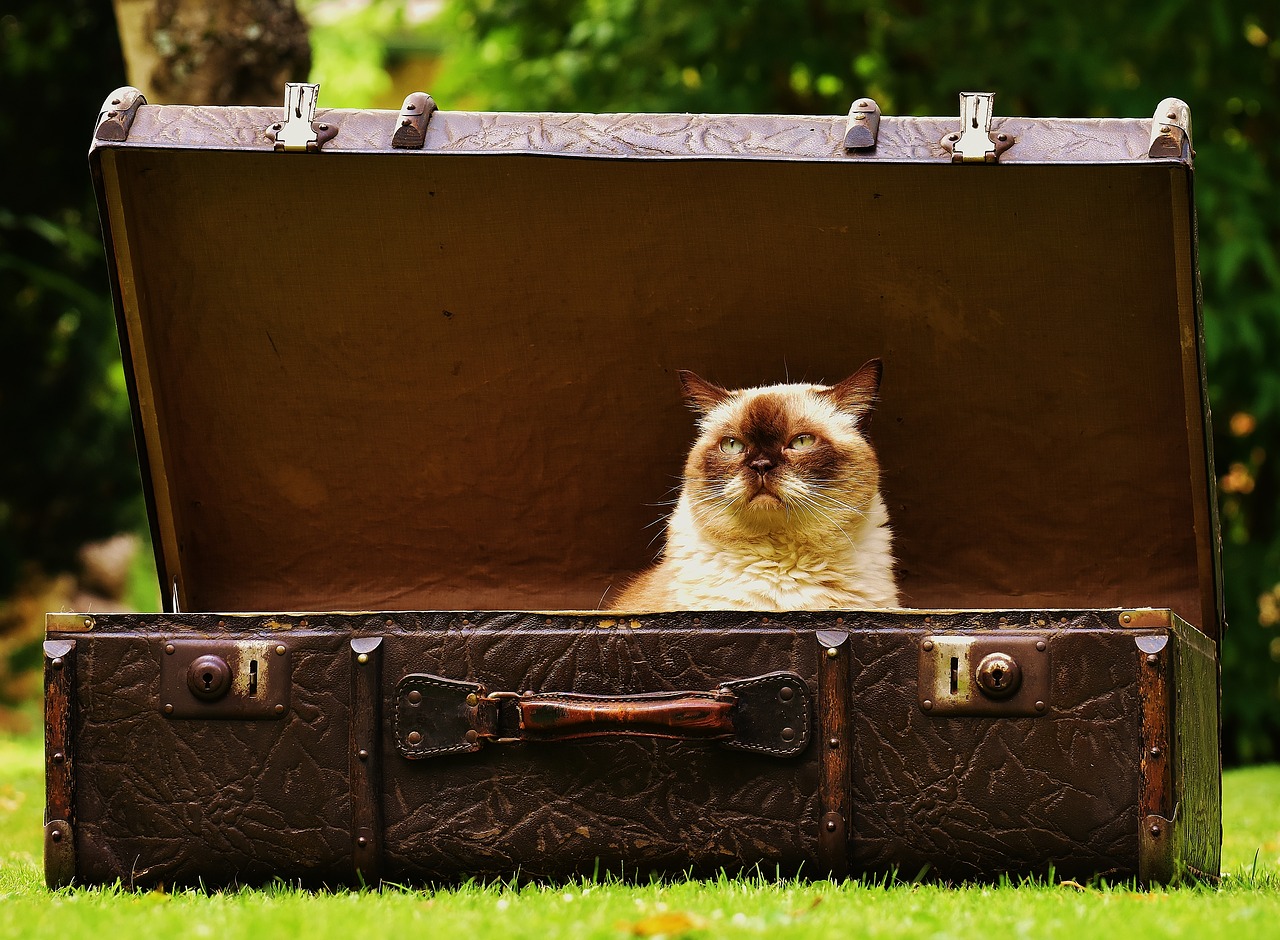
[57,610,1157,885]
[1173,622,1221,878]
[848,627,1142,882]
[73,627,352,887]
[378,616,820,880]
[105,105,1161,163]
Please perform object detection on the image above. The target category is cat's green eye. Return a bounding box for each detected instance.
[789,434,817,450]
[719,437,745,455]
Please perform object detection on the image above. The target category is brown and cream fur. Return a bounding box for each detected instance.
[611,361,898,611]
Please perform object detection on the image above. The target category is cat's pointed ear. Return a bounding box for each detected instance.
[821,358,883,426]
[678,370,733,415]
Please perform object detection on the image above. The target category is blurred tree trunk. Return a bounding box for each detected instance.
[112,0,310,105]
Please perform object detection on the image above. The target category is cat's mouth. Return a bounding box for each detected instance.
[744,481,785,509]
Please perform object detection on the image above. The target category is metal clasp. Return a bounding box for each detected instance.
[942,92,1014,163]
[266,83,338,152]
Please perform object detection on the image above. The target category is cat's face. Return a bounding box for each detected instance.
[679,361,883,543]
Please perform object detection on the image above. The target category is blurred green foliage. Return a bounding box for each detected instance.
[430,0,1280,762]
[0,3,139,597]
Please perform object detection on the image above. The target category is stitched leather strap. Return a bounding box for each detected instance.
[394,670,810,759]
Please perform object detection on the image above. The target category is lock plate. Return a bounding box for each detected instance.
[918,635,1049,717]
[159,639,292,719]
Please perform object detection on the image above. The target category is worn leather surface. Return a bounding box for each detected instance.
[107,105,1165,163]
[56,609,1158,886]
[848,625,1141,882]
[72,622,351,886]
[1173,622,1221,879]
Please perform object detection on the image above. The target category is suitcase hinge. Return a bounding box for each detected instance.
[1148,98,1192,160]
[266,83,338,153]
[843,97,881,151]
[95,86,146,142]
[392,92,438,149]
[941,92,1014,163]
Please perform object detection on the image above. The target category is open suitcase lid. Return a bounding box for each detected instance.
[88,86,1221,642]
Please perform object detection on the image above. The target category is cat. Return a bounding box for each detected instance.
[610,360,899,611]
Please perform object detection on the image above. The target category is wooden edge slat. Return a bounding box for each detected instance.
[816,629,851,878]
[44,639,76,888]
[351,636,383,886]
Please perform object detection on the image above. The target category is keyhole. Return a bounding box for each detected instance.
[990,665,1004,687]
[249,659,259,696]
[202,671,214,690]
[950,657,959,694]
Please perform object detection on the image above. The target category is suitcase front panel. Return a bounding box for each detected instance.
[68,626,353,887]
[849,627,1143,882]
[377,617,821,881]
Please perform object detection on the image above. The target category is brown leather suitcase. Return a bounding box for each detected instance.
[46,86,1220,888]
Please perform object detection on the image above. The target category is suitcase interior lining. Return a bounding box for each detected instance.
[99,148,1210,630]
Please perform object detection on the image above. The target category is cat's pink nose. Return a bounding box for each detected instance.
[750,457,775,474]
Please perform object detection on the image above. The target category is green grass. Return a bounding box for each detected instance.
[0,730,1277,939]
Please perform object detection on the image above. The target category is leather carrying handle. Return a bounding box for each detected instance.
[395,671,810,759]
[517,691,734,740]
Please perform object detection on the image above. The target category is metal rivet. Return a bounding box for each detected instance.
[50,829,62,843]
[357,836,368,846]
[1122,613,1133,624]
[855,99,871,108]
[402,118,412,126]
[358,749,369,761]
[922,700,933,711]
[1167,111,1177,120]
[165,644,175,655]
[84,617,94,629]
[357,653,369,664]
[826,647,838,659]
[1150,746,1162,758]
[1036,640,1046,652]
[825,820,838,832]
[318,123,329,130]
[997,133,1008,141]
[1035,701,1046,711]
[828,738,839,749]
[111,98,121,105]
[107,110,118,118]
[922,640,934,651]
[1159,124,1170,134]
[407,103,417,111]
[1146,654,1159,665]
[466,693,478,706]
[51,658,63,668]
[780,727,795,742]
[854,113,867,120]
[274,704,285,715]
[273,123,282,130]
[164,704,174,714]
[1150,825,1162,838]
[53,752,65,763]
[276,645,286,656]
[408,690,422,705]
[465,730,479,744]
[407,731,422,745]
[779,686,794,702]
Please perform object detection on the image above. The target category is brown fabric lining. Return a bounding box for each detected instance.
[104,148,1207,628]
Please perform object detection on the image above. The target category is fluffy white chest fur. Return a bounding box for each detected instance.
[658,492,898,610]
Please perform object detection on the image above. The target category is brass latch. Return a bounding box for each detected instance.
[265,83,338,152]
[918,634,1049,716]
[159,638,292,718]
[941,92,1014,163]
